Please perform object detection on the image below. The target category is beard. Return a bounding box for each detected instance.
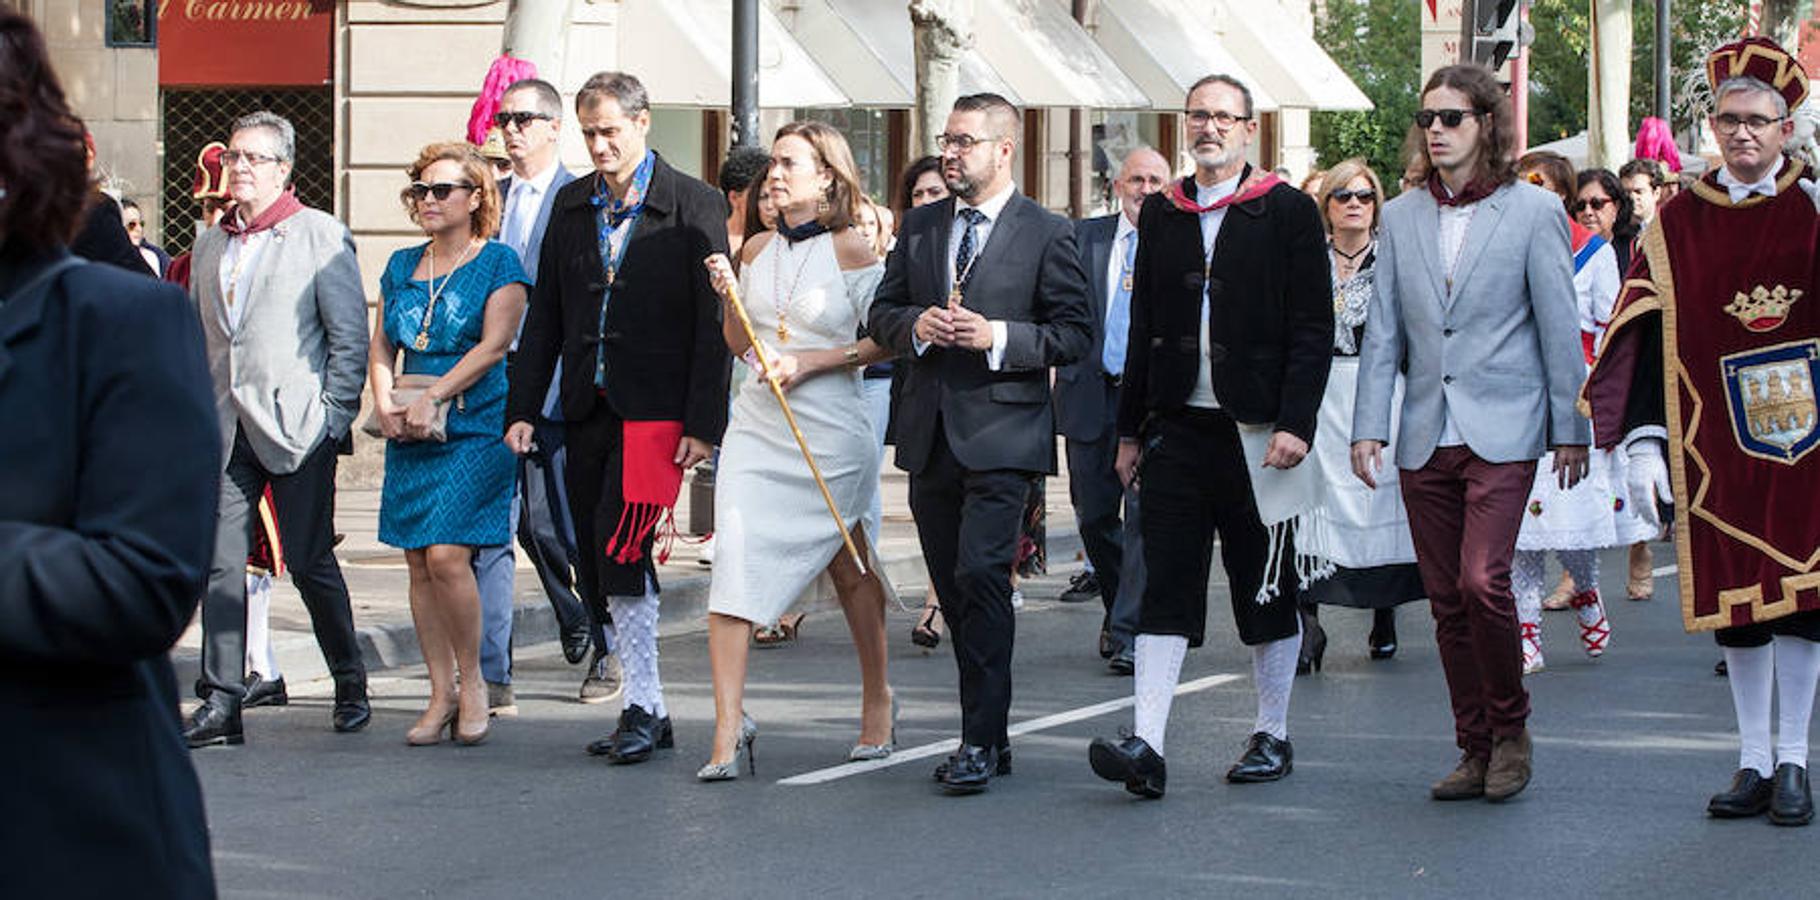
[944,156,996,202]
[1191,139,1244,172]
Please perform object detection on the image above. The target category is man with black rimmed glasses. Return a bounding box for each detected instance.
[1586,36,1820,826]
[869,92,1093,795]
[1352,64,1585,804]
[1085,73,1331,801]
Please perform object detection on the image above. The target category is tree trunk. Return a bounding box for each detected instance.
[503,0,577,76]
[1760,0,1804,49]
[1587,0,1633,171]
[910,0,976,156]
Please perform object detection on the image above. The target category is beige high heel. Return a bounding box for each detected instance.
[406,703,457,746]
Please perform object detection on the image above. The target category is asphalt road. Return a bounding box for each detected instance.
[192,544,1820,899]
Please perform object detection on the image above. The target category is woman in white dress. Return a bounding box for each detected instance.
[700,121,895,779]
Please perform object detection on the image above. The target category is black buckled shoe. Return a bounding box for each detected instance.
[1226,731,1293,783]
[183,695,244,749]
[1770,763,1814,826]
[599,705,673,764]
[1089,733,1167,799]
[243,674,289,708]
[332,676,371,733]
[587,714,673,756]
[1706,768,1774,818]
[933,744,1011,781]
[937,745,999,794]
[560,621,591,666]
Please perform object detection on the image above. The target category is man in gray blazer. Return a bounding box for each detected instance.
[183,111,371,748]
[477,78,597,718]
[1352,66,1588,804]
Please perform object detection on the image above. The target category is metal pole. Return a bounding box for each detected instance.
[731,0,760,150]
[1655,0,1671,121]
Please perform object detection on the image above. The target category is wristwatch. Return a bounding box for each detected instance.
[844,345,861,366]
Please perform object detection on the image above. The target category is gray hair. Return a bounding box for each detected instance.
[1188,73,1255,120]
[230,110,296,173]
[504,78,563,119]
[1716,76,1790,118]
[576,71,649,117]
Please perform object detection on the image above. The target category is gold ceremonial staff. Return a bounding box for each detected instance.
[708,260,868,576]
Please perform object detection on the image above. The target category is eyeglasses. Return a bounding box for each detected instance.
[1414,108,1480,129]
[935,132,997,153]
[220,150,281,167]
[408,181,476,201]
[1330,188,1376,205]
[1713,113,1787,135]
[1184,109,1250,129]
[1571,197,1612,213]
[493,111,553,131]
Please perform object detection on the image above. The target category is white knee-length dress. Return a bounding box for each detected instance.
[707,233,883,624]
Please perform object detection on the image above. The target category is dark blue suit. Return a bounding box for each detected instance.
[0,252,220,897]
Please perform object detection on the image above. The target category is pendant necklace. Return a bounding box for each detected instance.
[770,232,819,343]
[415,238,478,351]
[1331,239,1369,312]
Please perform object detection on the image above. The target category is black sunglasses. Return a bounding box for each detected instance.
[409,181,476,201]
[1571,197,1612,213]
[1414,108,1480,129]
[1330,188,1377,205]
[493,111,553,130]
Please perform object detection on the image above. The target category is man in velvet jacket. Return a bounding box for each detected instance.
[1088,74,1332,800]
[506,71,730,765]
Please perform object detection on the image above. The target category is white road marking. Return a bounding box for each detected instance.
[777,672,1244,786]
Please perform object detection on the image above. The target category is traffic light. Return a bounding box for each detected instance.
[1463,0,1523,71]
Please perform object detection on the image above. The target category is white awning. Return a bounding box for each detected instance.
[616,0,848,108]
[1093,0,1278,112]
[773,0,1147,110]
[1217,0,1372,111]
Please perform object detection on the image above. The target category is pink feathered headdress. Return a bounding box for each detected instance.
[1633,117,1683,173]
[467,55,540,146]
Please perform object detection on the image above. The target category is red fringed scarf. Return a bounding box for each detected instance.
[1165,166,1284,214]
[604,420,687,565]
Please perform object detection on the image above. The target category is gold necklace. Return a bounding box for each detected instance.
[414,238,478,351]
[770,233,819,343]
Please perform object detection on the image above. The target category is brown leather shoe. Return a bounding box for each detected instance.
[1485,729,1533,802]
[1431,754,1488,800]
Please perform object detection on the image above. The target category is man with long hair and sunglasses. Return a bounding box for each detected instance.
[1586,37,1820,826]
[1351,64,1587,804]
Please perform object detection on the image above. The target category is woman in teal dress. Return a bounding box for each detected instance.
[368,142,528,746]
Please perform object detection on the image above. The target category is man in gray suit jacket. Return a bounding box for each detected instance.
[475,78,596,718]
[184,111,371,748]
[1352,66,1588,804]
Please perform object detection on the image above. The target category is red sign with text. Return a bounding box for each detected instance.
[156,0,334,87]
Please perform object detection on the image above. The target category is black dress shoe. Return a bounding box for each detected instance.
[183,695,244,749]
[1059,570,1101,604]
[599,706,674,764]
[1089,733,1167,798]
[587,715,673,756]
[1771,763,1814,826]
[1706,768,1774,818]
[937,745,999,794]
[560,621,591,666]
[1108,647,1134,676]
[243,674,289,708]
[1226,731,1294,783]
[934,744,1011,781]
[332,676,371,733]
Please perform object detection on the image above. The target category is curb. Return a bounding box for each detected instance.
[171,532,1084,687]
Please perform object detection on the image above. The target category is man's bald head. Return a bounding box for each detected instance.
[1114,146,1171,225]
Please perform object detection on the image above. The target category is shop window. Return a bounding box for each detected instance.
[106,0,155,48]
[794,108,891,206]
[159,87,332,257]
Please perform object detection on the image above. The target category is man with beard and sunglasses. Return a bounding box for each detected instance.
[1085,74,1332,800]
[868,92,1093,794]
[1352,64,1587,804]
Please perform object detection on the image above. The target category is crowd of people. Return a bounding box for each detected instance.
[7,6,1820,891]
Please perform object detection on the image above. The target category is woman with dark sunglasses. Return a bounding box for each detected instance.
[1574,168,1638,274]
[1294,158,1426,673]
[367,141,529,746]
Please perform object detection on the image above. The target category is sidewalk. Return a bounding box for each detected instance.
[171,464,1083,686]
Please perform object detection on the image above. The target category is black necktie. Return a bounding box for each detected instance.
[954,207,987,290]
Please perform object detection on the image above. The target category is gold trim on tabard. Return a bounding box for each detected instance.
[1688,158,1809,210]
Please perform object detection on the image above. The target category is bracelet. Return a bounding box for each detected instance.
[741,347,759,369]
[843,346,861,365]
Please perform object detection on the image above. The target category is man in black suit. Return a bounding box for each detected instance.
[869,92,1094,794]
[506,71,730,765]
[1059,146,1170,675]
[1087,74,1332,799]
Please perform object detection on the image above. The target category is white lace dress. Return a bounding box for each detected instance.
[707,233,884,624]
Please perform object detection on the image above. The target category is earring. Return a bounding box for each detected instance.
[816,197,830,214]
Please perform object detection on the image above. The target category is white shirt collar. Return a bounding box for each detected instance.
[957,181,1018,223]
[1115,209,1138,242]
[1716,158,1785,202]
[513,157,562,197]
[1193,170,1244,206]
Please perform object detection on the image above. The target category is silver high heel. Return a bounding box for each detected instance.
[696,714,758,781]
[848,692,899,761]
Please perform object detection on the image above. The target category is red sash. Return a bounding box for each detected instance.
[604,420,686,565]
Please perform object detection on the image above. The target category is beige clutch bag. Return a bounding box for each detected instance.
[360,373,450,442]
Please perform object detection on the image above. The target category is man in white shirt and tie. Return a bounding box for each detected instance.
[1058,147,1169,674]
[478,78,600,717]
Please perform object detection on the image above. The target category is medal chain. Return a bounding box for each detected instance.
[415,238,479,351]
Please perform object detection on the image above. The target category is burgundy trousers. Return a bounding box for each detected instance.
[1399,447,1536,759]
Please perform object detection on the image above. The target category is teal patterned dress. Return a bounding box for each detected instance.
[378,240,528,549]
